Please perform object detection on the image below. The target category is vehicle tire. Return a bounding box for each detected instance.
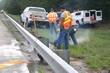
[45,23,49,28]
[20,17,23,24]
[76,21,80,25]
[26,18,31,27]
[76,20,82,28]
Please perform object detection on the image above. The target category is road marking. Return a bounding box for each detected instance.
[0,60,25,69]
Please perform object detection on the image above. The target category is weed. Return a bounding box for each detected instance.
[37,66,44,73]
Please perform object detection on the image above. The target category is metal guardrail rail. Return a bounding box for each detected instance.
[4,12,78,73]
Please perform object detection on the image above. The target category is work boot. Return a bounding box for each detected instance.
[53,41,57,47]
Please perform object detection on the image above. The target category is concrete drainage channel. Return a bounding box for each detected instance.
[0,13,42,73]
[1,13,78,73]
[2,14,52,73]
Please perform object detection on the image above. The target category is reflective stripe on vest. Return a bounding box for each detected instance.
[48,12,57,23]
[63,11,71,29]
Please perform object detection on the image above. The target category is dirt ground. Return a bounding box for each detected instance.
[0,13,109,73]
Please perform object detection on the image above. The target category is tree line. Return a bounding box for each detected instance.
[0,0,110,20]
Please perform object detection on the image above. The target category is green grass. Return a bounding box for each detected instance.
[10,14,110,70]
[37,66,44,73]
[33,27,58,43]
[9,14,20,21]
[69,24,110,70]
[1,20,19,41]
[36,24,110,70]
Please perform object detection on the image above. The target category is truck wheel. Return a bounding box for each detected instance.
[76,21,81,28]
[76,21,80,25]
[45,24,49,28]
[26,18,31,27]
[20,17,23,24]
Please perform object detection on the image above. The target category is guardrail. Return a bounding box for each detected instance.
[4,12,78,73]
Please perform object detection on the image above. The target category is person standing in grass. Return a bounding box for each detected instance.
[47,8,58,36]
[54,5,71,50]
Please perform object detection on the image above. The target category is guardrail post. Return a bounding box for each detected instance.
[38,37,49,47]
[38,37,49,64]
[53,50,70,64]
[27,62,37,73]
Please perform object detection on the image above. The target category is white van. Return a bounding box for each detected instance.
[71,10,102,26]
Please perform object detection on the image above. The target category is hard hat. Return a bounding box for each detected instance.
[60,5,65,9]
[50,8,54,11]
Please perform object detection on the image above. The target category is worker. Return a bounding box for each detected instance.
[90,14,94,21]
[47,8,58,35]
[54,5,71,50]
[69,12,79,45]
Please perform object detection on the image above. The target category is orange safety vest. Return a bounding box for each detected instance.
[63,11,71,29]
[71,16,77,26]
[71,14,77,26]
[48,12,57,23]
[90,16,94,21]
[71,20,77,26]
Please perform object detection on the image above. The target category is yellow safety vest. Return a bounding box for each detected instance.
[63,11,71,29]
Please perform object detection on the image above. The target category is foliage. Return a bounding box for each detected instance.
[87,0,110,20]
[0,0,110,20]
[5,0,21,14]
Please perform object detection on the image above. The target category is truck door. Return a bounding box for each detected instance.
[96,11,102,21]
[83,11,90,22]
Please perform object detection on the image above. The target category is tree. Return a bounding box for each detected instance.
[3,0,110,20]
[0,0,7,10]
[5,0,21,14]
[87,0,110,20]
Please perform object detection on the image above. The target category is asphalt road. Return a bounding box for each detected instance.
[0,14,30,73]
[0,13,55,73]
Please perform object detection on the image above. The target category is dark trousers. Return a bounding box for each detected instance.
[54,27,69,50]
[69,25,79,45]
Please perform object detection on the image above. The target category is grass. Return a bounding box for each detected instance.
[9,14,20,21]
[69,24,110,70]
[1,20,19,41]
[33,27,58,42]
[10,14,110,70]
[37,66,44,73]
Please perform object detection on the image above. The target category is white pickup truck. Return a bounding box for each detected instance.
[71,10,102,27]
[20,6,49,27]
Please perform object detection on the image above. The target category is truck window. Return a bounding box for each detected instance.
[97,12,101,16]
[29,8,45,12]
[75,13,81,16]
[85,13,89,17]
